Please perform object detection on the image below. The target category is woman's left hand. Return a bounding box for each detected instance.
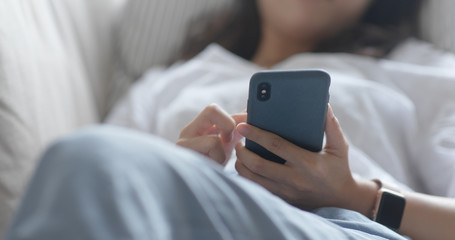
[235,105,358,211]
[177,104,246,165]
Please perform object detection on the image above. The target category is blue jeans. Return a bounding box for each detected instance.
[5,126,405,240]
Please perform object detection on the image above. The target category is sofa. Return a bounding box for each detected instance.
[0,0,454,234]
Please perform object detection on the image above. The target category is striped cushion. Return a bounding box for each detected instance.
[0,0,124,234]
[118,0,231,79]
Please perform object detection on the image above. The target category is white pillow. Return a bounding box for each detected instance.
[0,0,124,234]
[117,0,232,78]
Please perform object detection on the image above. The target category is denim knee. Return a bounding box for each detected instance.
[38,125,202,181]
[40,126,132,171]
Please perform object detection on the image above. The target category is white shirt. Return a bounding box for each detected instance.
[107,39,455,196]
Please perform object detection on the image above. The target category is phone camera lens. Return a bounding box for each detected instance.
[257,82,271,101]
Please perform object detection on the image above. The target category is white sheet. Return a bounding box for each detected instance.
[106,39,455,196]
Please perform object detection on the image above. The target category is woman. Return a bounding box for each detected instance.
[108,0,455,194]
[171,1,455,239]
[6,0,455,239]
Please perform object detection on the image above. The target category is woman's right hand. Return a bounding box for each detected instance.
[177,104,246,165]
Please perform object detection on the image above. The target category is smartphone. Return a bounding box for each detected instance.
[246,70,331,164]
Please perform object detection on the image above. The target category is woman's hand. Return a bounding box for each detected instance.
[235,105,372,211]
[177,104,245,165]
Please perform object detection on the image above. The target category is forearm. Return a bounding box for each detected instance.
[400,191,455,240]
[344,179,455,240]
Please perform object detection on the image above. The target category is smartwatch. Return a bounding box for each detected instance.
[372,185,406,232]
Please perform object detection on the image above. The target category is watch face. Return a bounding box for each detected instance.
[376,191,406,231]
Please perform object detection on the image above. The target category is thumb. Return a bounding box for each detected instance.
[324,105,349,157]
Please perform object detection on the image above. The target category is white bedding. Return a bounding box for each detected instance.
[106,39,455,196]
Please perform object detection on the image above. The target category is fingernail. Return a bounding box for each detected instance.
[236,124,249,136]
[228,132,234,142]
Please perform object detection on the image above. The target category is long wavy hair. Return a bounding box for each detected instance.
[174,0,422,62]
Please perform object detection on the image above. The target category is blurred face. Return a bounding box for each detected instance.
[257,0,372,43]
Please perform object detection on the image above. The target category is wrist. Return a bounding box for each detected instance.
[342,178,379,217]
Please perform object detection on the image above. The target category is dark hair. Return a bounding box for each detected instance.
[316,0,423,56]
[174,0,422,63]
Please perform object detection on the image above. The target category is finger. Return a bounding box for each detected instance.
[232,112,247,125]
[235,143,291,181]
[180,104,235,142]
[230,112,247,144]
[222,129,244,160]
[324,105,349,157]
[236,123,310,165]
[177,136,226,164]
[203,126,220,135]
[235,159,286,197]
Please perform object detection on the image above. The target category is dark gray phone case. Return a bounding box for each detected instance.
[246,70,331,164]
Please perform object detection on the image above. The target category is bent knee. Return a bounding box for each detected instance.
[40,126,181,177]
[40,127,123,172]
